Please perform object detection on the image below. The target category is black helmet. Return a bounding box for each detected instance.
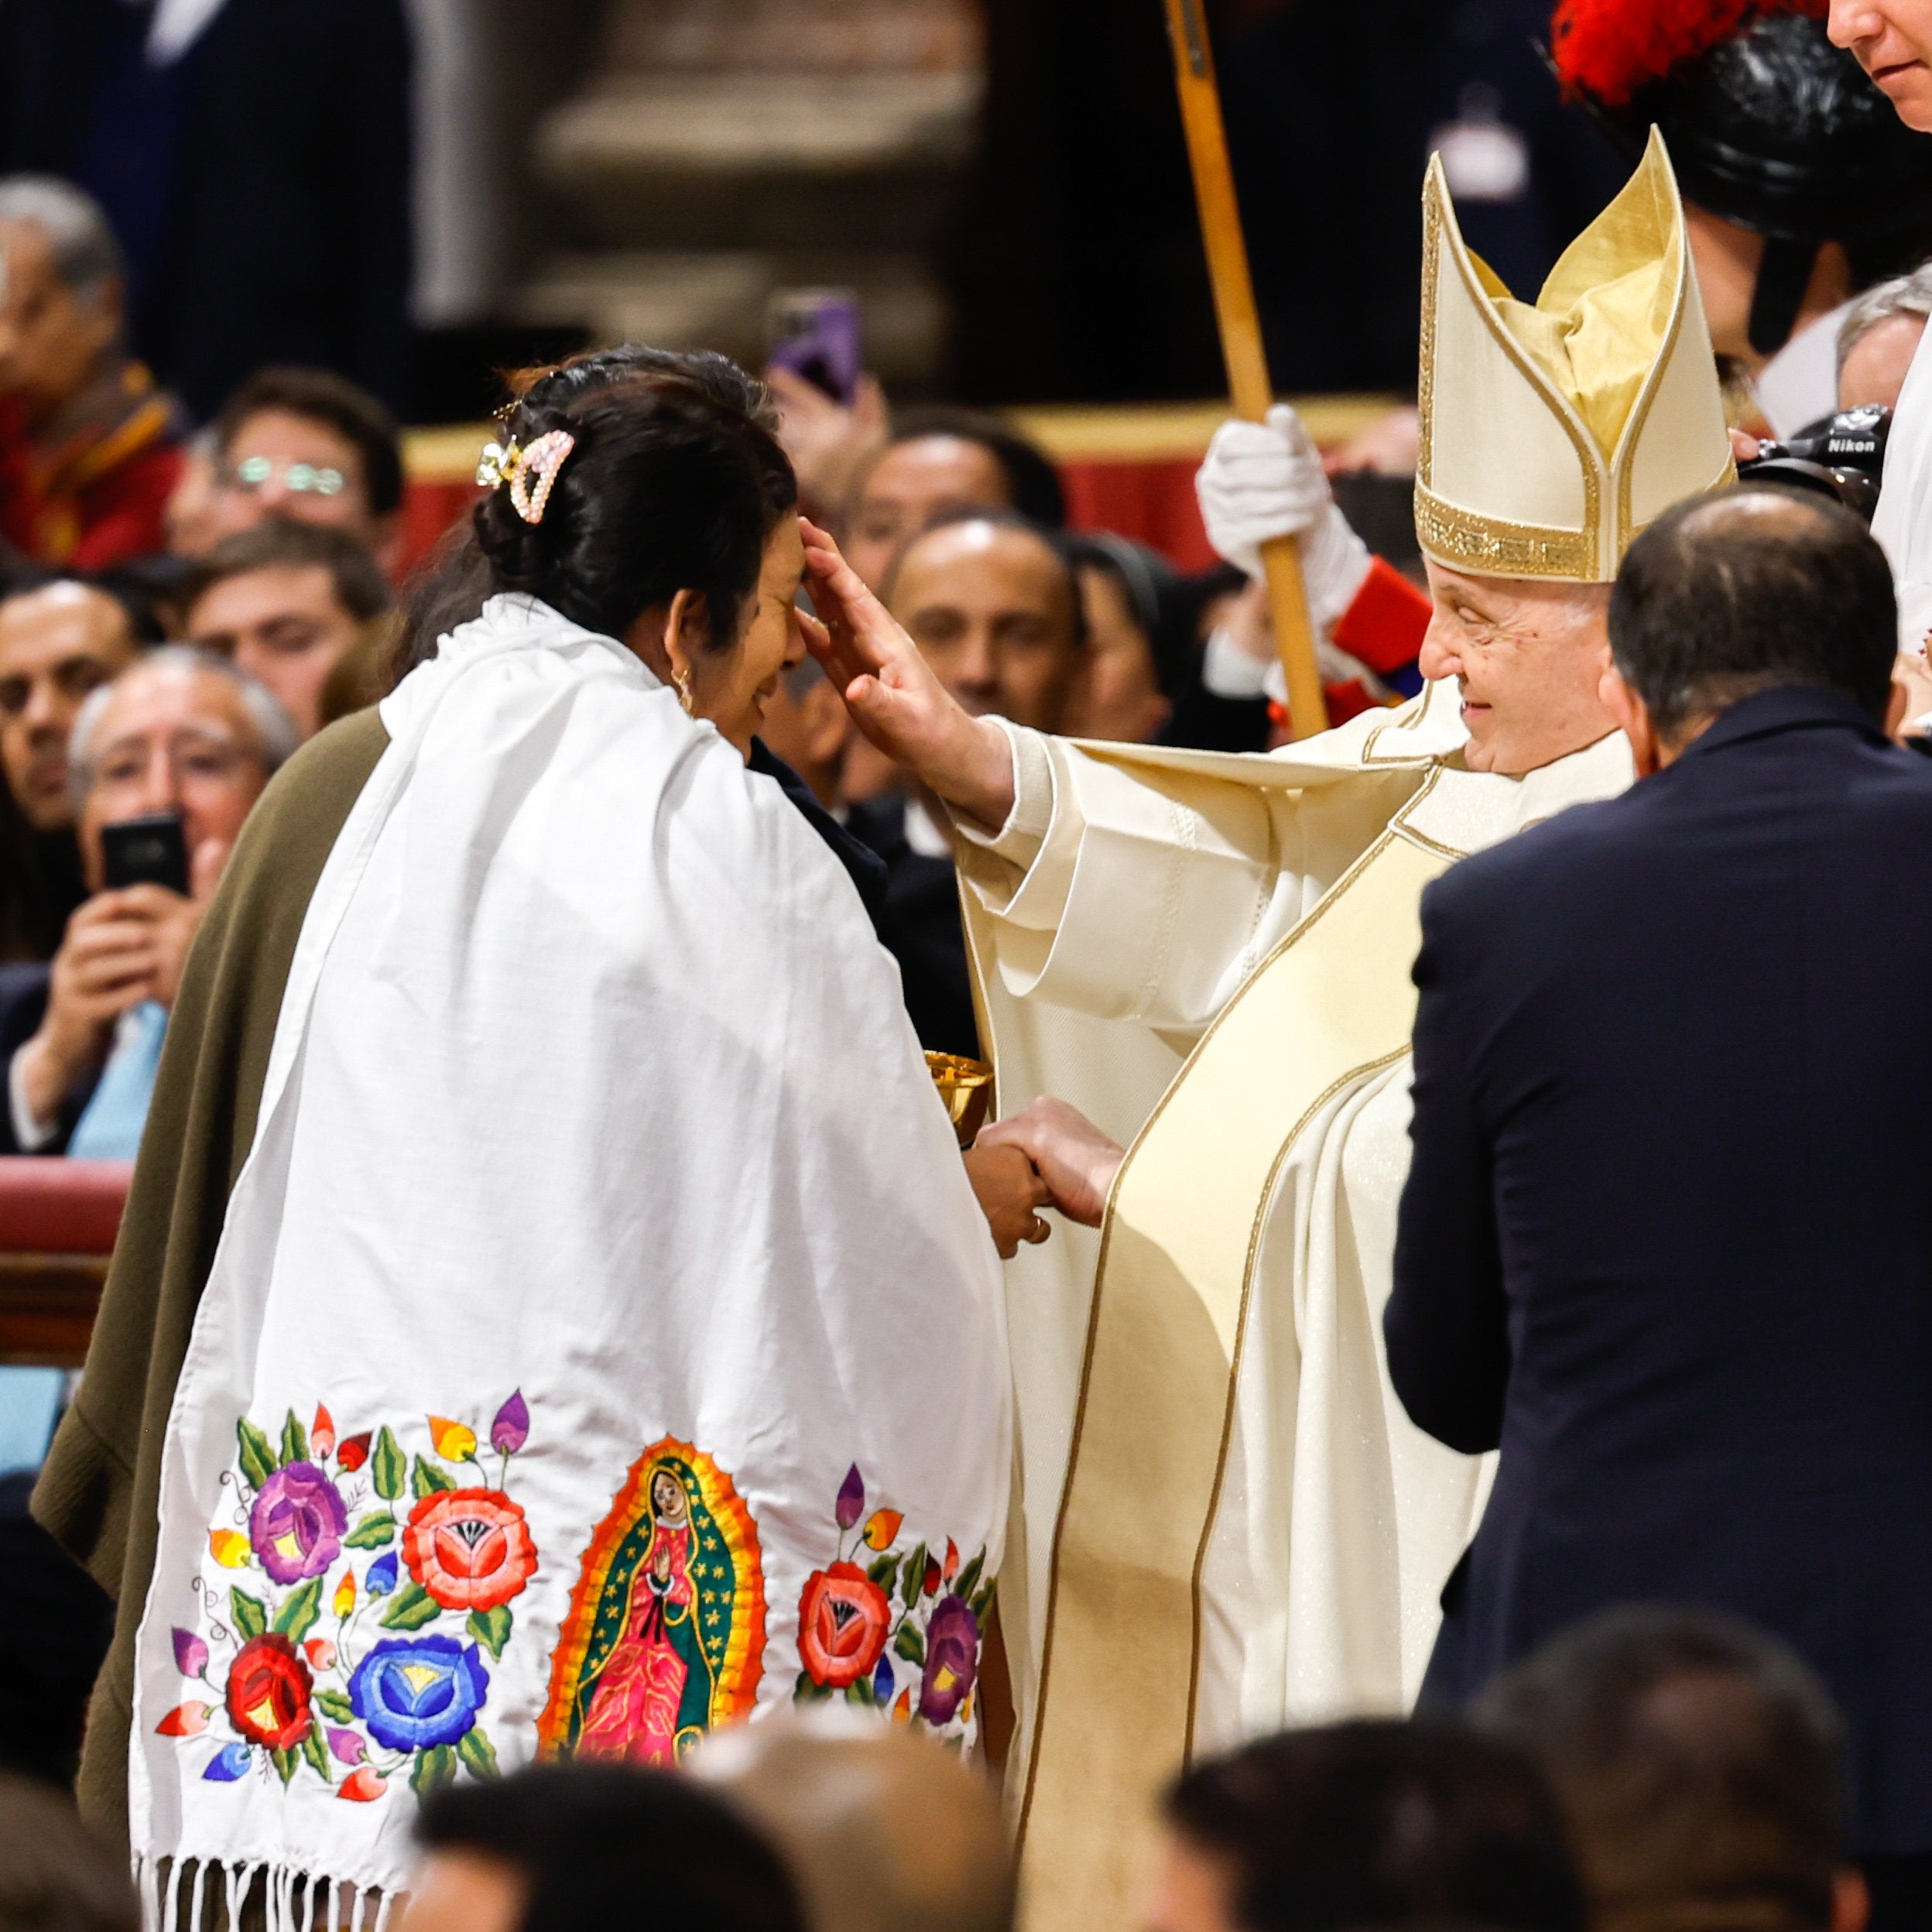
[1553,3,1932,354]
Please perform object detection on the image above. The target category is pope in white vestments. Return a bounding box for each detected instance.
[800,129,1734,1932]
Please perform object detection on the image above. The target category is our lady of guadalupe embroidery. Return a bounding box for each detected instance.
[538,1439,765,1764]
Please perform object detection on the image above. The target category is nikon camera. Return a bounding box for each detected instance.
[1737,404,1891,522]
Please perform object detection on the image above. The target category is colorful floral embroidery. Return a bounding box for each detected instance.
[159,1392,535,1801]
[792,1465,993,1736]
[538,1439,765,1766]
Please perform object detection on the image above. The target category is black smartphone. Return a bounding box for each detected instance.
[99,812,190,895]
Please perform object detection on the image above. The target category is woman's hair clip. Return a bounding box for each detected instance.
[474,429,577,526]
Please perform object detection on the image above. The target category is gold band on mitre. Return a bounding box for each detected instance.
[1416,127,1734,584]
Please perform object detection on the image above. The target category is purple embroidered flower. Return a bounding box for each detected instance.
[490,1391,529,1456]
[836,1464,865,1531]
[248,1461,348,1584]
[173,1628,209,1678]
[917,1595,980,1725]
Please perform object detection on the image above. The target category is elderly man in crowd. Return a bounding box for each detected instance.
[1,648,292,1157]
[1838,265,1932,410]
[0,179,182,570]
[183,520,390,740]
[804,132,1730,1932]
[0,577,146,961]
[1478,1608,1870,1932]
[848,509,1088,1058]
[171,365,405,576]
[1386,489,1932,1927]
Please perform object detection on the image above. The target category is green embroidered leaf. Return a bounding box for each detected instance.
[300,1718,332,1784]
[952,1552,985,1607]
[792,1670,833,1702]
[343,1512,396,1550]
[409,1744,457,1797]
[844,1679,875,1706]
[866,1553,901,1595]
[371,1427,405,1502]
[270,1745,300,1786]
[970,1578,997,1621]
[455,1727,501,1781]
[315,1688,356,1723]
[280,1409,309,1468]
[274,1577,324,1643]
[379,1582,441,1631]
[236,1417,276,1489]
[467,1605,512,1660]
[893,1621,927,1667]
[229,1588,269,1641]
[900,1544,927,1611]
[412,1455,457,1499]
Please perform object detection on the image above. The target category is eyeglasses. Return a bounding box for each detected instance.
[223,455,347,498]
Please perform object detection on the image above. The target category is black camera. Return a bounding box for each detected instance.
[1736,405,1891,522]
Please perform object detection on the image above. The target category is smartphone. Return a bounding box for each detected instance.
[767,288,862,406]
[99,812,190,896]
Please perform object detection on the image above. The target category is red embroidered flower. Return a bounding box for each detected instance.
[402,1488,538,1612]
[224,1634,313,1751]
[797,1563,892,1689]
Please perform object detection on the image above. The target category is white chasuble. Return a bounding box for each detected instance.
[130,596,1010,1922]
[956,684,1632,1932]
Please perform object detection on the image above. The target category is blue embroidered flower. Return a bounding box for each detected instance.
[349,1635,488,1752]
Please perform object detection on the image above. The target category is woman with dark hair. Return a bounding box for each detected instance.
[33,350,1023,1903]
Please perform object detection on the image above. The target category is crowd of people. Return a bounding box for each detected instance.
[13,3,1932,1932]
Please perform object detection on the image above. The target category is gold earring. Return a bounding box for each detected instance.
[673,666,694,714]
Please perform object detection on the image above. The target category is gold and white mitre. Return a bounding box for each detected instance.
[1416,125,1732,582]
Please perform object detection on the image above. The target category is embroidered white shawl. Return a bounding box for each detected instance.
[129,595,1010,1925]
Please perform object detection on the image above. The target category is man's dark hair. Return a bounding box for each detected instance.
[213,366,405,516]
[182,521,392,625]
[1163,1718,1586,1932]
[889,505,1088,656]
[886,407,1066,529]
[396,346,796,680]
[1474,1605,1848,1932]
[1609,486,1896,739]
[0,569,162,646]
[416,1763,804,1932]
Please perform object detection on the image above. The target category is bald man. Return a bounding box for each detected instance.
[694,1714,1014,1932]
[846,512,1086,1058]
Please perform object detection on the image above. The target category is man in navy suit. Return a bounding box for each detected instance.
[1386,485,1932,1918]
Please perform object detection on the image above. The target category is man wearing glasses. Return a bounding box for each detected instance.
[189,365,405,576]
[0,647,293,1157]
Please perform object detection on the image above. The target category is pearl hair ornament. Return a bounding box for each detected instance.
[474,429,577,525]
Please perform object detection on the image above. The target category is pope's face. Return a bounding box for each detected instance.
[1830,0,1932,129]
[1417,560,1615,775]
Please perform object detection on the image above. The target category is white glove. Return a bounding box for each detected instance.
[1196,402,1373,628]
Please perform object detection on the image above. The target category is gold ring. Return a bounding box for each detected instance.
[1023,1215,1052,1245]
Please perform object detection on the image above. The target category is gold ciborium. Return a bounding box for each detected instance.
[926,1051,994,1149]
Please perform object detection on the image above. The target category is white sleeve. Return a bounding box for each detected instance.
[8,1044,61,1153]
[953,731,1319,1034]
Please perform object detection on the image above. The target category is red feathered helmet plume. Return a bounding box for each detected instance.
[1550,0,1829,106]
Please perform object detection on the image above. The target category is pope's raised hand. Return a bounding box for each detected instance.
[797,517,1017,829]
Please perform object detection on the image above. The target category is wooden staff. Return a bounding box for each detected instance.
[1163,0,1328,738]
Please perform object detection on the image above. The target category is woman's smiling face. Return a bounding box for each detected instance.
[690,515,807,761]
